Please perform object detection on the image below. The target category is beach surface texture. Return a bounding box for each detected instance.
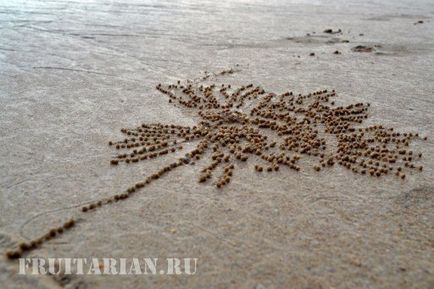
[0,0,433,288]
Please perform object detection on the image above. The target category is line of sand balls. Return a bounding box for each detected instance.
[6,219,76,259]
[5,80,426,260]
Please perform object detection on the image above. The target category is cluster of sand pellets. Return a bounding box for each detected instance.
[153,81,425,179]
[5,77,426,260]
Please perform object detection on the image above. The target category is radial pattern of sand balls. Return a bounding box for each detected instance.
[6,74,427,260]
[109,79,425,186]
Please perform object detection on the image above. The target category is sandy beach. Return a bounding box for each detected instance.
[0,0,433,288]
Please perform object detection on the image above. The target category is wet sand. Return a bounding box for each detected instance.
[0,0,433,288]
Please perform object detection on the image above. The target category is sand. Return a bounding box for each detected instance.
[0,0,433,288]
